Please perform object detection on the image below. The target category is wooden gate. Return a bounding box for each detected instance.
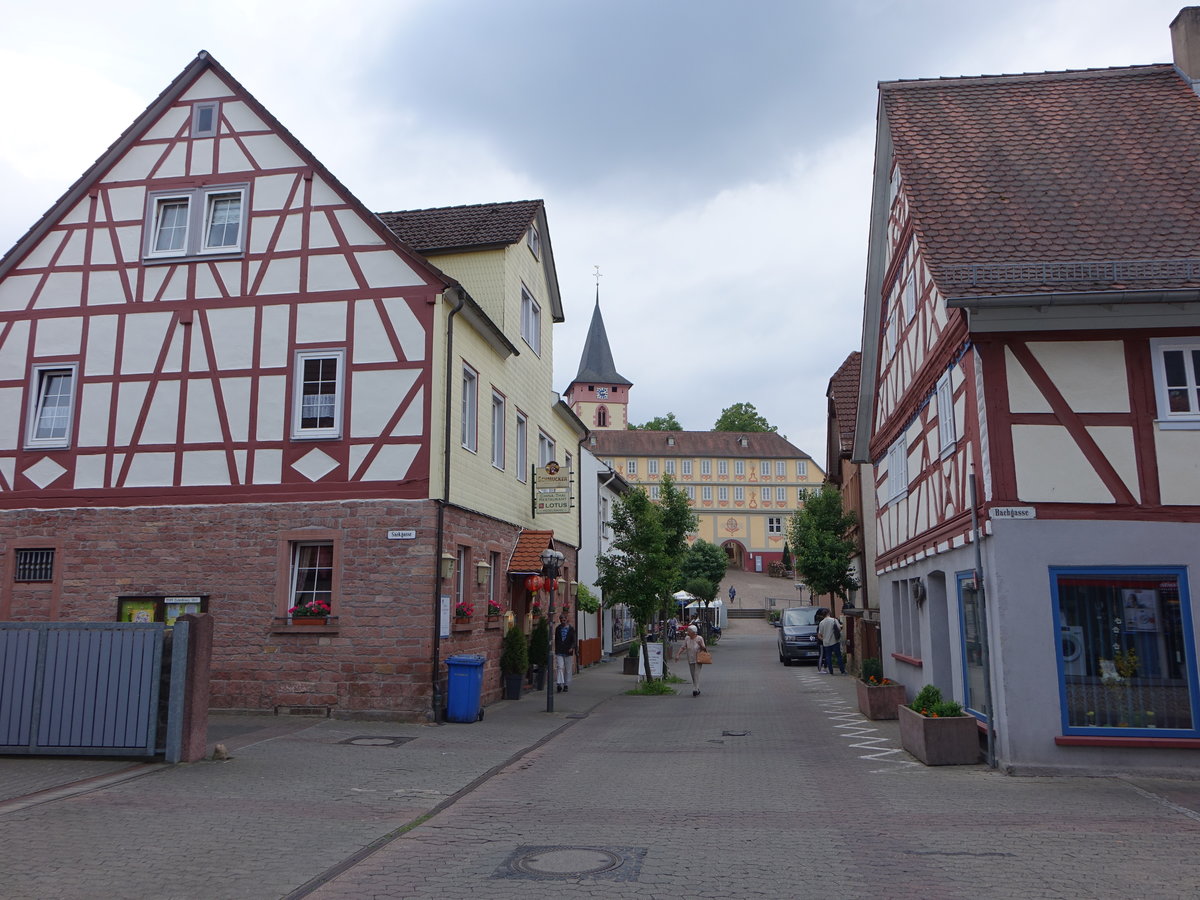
[0,622,185,758]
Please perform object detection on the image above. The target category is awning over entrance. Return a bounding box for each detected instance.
[508,529,554,575]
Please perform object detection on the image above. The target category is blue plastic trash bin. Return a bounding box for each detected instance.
[445,654,486,723]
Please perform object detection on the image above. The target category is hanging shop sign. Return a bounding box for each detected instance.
[532,460,572,515]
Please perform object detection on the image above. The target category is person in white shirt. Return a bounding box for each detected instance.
[817,612,845,675]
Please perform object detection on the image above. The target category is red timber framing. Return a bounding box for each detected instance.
[0,52,453,510]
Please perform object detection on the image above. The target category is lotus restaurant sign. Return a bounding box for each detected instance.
[533,461,572,515]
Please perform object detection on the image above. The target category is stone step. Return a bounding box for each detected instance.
[728,608,766,619]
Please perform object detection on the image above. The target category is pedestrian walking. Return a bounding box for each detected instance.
[554,612,576,693]
[818,611,845,675]
[728,585,736,604]
[674,624,708,696]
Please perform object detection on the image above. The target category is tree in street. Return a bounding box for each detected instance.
[596,475,696,681]
[712,402,777,433]
[630,412,684,431]
[786,484,859,605]
[681,538,727,588]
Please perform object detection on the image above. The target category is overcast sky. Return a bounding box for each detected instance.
[0,0,1187,459]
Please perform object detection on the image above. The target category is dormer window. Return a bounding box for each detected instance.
[667,436,675,446]
[192,102,220,138]
[738,437,749,448]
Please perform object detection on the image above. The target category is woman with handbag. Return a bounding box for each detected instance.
[675,624,709,696]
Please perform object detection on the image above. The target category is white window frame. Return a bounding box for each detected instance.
[648,459,659,476]
[734,460,745,476]
[685,485,695,500]
[526,224,541,259]
[936,372,957,451]
[521,285,541,356]
[291,350,344,440]
[760,459,770,476]
[718,486,729,502]
[515,412,528,482]
[718,460,728,476]
[650,485,661,500]
[26,363,77,449]
[734,486,744,501]
[1150,337,1200,428]
[538,431,555,467]
[289,541,334,616]
[700,459,711,476]
[775,461,786,477]
[702,486,713,501]
[777,487,787,502]
[682,460,692,476]
[761,488,770,502]
[491,390,506,469]
[627,459,638,475]
[767,516,782,535]
[885,437,909,504]
[664,459,676,475]
[192,101,219,137]
[460,364,478,451]
[797,460,808,478]
[144,184,248,260]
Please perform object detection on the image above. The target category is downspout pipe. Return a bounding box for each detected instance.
[432,287,466,722]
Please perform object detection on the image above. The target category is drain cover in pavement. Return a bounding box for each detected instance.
[496,845,646,881]
[338,736,416,747]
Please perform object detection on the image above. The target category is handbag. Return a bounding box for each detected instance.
[696,649,713,665]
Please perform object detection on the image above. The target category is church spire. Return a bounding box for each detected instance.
[574,285,630,386]
[566,269,631,431]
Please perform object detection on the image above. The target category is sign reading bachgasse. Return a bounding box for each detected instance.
[533,461,572,515]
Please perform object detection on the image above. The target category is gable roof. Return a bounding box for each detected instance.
[572,296,631,386]
[377,201,543,253]
[508,529,555,575]
[827,352,861,455]
[0,51,451,290]
[883,64,1200,299]
[589,430,812,461]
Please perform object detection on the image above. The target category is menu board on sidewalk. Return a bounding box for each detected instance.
[637,642,664,679]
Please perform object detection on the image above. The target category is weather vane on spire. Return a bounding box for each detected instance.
[593,265,602,286]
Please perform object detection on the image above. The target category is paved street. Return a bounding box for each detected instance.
[3,615,1200,899]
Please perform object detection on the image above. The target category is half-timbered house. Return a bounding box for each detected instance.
[855,11,1200,772]
[0,52,584,719]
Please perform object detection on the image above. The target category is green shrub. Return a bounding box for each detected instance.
[625,679,676,696]
[500,625,528,675]
[529,615,550,669]
[910,684,942,714]
[861,658,884,682]
[929,699,964,718]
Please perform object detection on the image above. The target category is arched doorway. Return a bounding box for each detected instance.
[722,540,746,570]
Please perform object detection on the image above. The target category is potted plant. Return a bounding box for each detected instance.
[486,598,503,623]
[453,600,473,631]
[528,614,550,689]
[855,658,908,720]
[898,684,981,766]
[289,599,330,625]
[500,624,528,700]
[623,638,641,675]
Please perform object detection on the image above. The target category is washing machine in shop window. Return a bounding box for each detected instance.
[1060,625,1086,677]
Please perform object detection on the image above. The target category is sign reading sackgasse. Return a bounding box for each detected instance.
[989,506,1036,520]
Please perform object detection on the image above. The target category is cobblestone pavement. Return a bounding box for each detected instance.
[3,621,1200,898]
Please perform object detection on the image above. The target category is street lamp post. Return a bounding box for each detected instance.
[540,547,565,713]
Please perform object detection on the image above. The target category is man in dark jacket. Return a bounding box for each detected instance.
[554,612,577,693]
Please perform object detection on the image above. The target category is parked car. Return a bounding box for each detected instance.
[777,607,825,665]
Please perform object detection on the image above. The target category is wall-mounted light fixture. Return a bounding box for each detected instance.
[476,560,492,586]
[440,552,456,580]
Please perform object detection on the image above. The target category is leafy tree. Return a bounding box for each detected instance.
[630,412,684,431]
[575,583,601,614]
[681,538,727,588]
[596,477,696,681]
[786,484,859,605]
[781,542,793,572]
[712,402,777,433]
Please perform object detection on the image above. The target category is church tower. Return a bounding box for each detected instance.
[564,289,631,430]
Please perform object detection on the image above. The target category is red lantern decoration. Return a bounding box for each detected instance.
[524,575,543,593]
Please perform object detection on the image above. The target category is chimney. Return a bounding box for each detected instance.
[1171,7,1200,89]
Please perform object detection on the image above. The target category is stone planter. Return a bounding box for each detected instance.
[898,704,981,766]
[623,656,640,675]
[856,679,908,720]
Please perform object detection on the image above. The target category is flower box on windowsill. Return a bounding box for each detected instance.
[272,616,339,634]
[485,615,501,629]
[452,618,472,632]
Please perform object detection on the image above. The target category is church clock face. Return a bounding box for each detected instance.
[596,387,609,399]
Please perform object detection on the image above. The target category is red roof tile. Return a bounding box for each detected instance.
[588,430,812,461]
[508,529,554,574]
[883,65,1200,297]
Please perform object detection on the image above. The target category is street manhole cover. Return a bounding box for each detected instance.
[496,845,646,881]
[338,736,416,747]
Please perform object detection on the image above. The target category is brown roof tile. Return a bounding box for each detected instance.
[883,65,1200,297]
[827,352,861,454]
[377,200,542,253]
[588,430,812,461]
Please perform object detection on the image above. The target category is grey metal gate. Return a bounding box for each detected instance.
[0,622,175,757]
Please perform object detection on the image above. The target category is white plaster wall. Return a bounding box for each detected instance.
[1155,429,1200,504]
